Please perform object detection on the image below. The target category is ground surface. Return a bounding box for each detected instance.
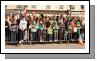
[5,43,85,49]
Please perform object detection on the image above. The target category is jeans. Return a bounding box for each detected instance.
[39,30,43,41]
[32,32,36,41]
[42,30,46,41]
[48,34,53,41]
[54,32,58,41]
[58,29,64,40]
[20,30,27,41]
[64,32,68,41]
[81,33,85,41]
[36,29,40,41]
[72,32,77,40]
[5,28,11,42]
[24,30,27,41]
[68,33,72,41]
[11,31,17,42]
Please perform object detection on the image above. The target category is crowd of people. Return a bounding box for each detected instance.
[5,12,85,44]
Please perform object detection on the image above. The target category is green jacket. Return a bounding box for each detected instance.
[53,25,59,32]
[47,27,53,34]
[31,27,37,32]
[68,25,72,33]
[77,29,80,36]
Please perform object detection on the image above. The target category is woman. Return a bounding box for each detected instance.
[5,15,11,42]
[10,15,18,43]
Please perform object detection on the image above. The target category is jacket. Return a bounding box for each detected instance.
[19,18,27,30]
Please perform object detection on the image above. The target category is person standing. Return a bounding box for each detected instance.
[16,14,21,42]
[47,25,53,42]
[10,15,18,43]
[76,20,83,45]
[5,15,11,42]
[70,18,76,40]
[53,21,59,41]
[67,24,72,42]
[30,25,37,41]
[38,21,44,42]
[19,16,27,43]
[42,25,47,41]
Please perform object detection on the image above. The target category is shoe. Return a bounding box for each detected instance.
[19,40,23,44]
[50,40,52,42]
[21,40,23,42]
[19,41,21,44]
[40,40,42,42]
[55,40,58,42]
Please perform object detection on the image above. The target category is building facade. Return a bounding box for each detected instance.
[5,5,85,17]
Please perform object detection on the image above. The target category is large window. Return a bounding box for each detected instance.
[17,5,23,8]
[31,5,37,9]
[46,5,50,9]
[59,5,64,9]
[70,5,75,9]
[24,5,28,8]
[81,5,84,10]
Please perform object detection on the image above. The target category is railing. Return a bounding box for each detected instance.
[5,26,85,45]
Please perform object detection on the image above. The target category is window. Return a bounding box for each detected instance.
[24,5,28,8]
[70,5,75,9]
[46,5,50,9]
[81,5,84,10]
[59,5,64,9]
[17,5,22,8]
[31,5,37,9]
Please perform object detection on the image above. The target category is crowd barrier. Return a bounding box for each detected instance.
[5,26,85,45]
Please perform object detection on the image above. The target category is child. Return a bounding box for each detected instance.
[53,22,59,41]
[30,24,37,41]
[64,31,68,41]
[76,21,83,45]
[42,25,47,41]
[47,25,53,42]
[67,24,72,42]
[38,21,44,42]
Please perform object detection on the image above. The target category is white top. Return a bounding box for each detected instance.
[19,18,27,30]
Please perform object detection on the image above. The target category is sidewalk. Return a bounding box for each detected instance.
[5,43,85,49]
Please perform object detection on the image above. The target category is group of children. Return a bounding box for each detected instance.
[5,12,85,44]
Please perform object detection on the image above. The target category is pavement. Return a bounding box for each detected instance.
[5,43,85,49]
